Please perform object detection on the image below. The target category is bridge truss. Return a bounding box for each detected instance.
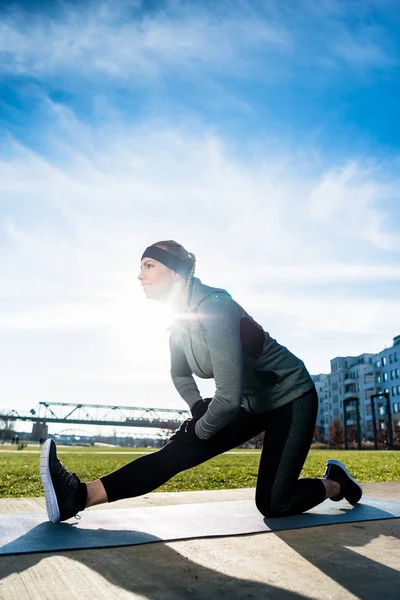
[0,401,191,430]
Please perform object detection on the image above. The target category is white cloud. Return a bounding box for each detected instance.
[0,4,289,80]
[0,0,397,88]
[288,0,398,69]
[307,162,398,251]
[1,0,400,416]
[0,110,399,415]
[333,36,396,68]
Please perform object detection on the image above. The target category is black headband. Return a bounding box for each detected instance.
[141,246,194,278]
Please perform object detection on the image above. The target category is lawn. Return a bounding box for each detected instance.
[1,447,399,498]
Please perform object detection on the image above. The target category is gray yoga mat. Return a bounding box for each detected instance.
[1,497,399,556]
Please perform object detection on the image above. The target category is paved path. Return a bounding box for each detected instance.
[1,483,399,599]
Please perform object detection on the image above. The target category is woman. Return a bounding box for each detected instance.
[40,240,362,523]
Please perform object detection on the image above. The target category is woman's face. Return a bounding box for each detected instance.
[138,257,179,301]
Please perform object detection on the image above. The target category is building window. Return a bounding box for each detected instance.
[376,375,381,383]
[345,384,357,393]
[377,360,381,368]
[391,370,395,380]
[394,353,398,362]
[382,357,387,366]
[389,354,393,364]
[383,373,388,382]
[392,387,397,396]
[396,369,400,378]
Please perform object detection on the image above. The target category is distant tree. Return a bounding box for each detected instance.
[313,426,324,443]
[346,425,355,446]
[0,418,14,442]
[329,419,344,448]
[394,419,400,444]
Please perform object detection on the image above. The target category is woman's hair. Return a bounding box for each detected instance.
[152,240,196,309]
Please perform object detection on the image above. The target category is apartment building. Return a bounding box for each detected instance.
[373,334,400,424]
[312,374,328,432]
[312,334,400,441]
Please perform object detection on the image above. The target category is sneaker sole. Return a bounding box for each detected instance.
[326,459,363,503]
[39,439,61,523]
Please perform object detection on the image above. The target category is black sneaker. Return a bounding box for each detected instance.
[40,439,84,522]
[324,459,362,504]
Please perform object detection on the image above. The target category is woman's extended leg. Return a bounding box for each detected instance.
[98,409,269,505]
[254,386,328,518]
[41,405,272,521]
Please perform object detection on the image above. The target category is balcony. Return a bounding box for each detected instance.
[364,378,375,390]
[344,385,358,398]
[344,391,359,400]
[343,376,357,384]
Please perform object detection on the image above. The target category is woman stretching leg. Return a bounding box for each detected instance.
[40,240,362,523]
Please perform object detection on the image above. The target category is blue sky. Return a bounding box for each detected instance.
[1,0,399,422]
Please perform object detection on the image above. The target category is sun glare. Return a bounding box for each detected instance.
[108,289,174,375]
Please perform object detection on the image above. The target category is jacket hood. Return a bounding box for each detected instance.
[188,277,230,311]
[167,277,230,331]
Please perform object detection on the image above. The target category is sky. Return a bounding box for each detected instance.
[1,0,400,428]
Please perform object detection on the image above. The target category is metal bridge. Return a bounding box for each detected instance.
[0,401,191,430]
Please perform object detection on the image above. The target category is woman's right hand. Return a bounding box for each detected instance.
[190,397,212,420]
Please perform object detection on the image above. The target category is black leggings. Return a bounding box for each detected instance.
[101,386,326,517]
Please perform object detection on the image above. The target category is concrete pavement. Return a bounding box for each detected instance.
[0,483,399,599]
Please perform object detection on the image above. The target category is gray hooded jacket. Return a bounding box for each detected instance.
[169,277,315,440]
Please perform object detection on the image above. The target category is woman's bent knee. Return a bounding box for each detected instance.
[256,496,291,518]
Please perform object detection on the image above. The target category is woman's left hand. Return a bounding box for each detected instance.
[169,418,201,443]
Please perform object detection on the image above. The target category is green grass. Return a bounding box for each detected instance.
[0,448,399,498]
[0,444,156,453]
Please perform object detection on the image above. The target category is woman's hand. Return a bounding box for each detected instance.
[190,397,213,419]
[169,417,199,443]
[170,397,212,443]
